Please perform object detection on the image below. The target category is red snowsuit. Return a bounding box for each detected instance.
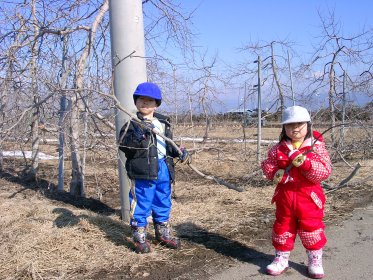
[261,131,331,251]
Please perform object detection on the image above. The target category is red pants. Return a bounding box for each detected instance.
[271,186,326,251]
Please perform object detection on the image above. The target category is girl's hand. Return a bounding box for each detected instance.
[288,150,311,170]
[273,169,292,184]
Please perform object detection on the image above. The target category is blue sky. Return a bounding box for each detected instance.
[166,0,372,111]
[181,0,373,65]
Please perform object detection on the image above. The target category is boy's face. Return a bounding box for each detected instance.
[135,96,157,118]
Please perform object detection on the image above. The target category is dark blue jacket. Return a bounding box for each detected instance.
[118,112,180,182]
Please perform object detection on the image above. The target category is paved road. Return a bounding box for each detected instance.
[210,204,373,280]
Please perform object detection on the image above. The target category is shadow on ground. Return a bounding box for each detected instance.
[52,207,134,249]
[1,169,116,215]
[176,222,310,277]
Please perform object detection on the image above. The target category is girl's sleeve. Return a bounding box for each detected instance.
[261,144,280,180]
[303,141,332,183]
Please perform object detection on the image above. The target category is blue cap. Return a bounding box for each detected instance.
[133,82,162,106]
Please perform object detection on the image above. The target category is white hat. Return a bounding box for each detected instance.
[281,106,311,124]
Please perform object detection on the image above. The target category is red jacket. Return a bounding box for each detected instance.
[261,131,332,251]
[261,131,331,191]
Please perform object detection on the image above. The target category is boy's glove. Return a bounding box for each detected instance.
[273,169,292,184]
[179,148,191,164]
[288,150,311,170]
[133,120,154,141]
[141,119,155,132]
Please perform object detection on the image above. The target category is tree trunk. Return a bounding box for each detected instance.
[0,61,12,172]
[271,42,284,113]
[328,51,340,145]
[69,0,108,196]
[29,0,40,178]
[201,96,210,143]
[186,84,197,149]
[69,94,84,196]
[57,35,69,192]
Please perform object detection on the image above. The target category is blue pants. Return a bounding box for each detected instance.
[129,159,172,227]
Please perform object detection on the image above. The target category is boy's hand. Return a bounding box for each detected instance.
[179,148,191,164]
[133,120,154,141]
[142,119,155,132]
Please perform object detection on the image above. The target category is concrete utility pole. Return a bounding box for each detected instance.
[109,0,147,221]
[254,56,262,163]
[287,50,295,106]
[243,82,247,126]
[341,70,347,145]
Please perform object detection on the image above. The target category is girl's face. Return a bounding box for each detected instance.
[135,96,157,118]
[284,122,308,142]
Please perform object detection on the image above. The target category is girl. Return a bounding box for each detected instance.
[261,106,331,279]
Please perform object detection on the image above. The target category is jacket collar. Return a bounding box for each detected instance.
[136,111,170,123]
[284,134,320,150]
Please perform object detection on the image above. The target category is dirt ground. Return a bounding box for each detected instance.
[1,123,372,279]
[211,203,373,280]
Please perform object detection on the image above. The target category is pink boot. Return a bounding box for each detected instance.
[266,251,290,276]
[307,249,324,279]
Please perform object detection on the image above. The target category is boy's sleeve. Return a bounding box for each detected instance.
[261,144,280,181]
[118,121,145,157]
[171,144,182,158]
[302,141,332,183]
[164,124,182,158]
[118,122,130,154]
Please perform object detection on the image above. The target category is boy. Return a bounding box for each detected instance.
[118,82,189,253]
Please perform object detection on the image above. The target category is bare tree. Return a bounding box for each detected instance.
[29,0,41,178]
[0,0,111,189]
[0,0,209,198]
[68,0,109,196]
[238,40,297,116]
[303,9,373,145]
[189,52,225,142]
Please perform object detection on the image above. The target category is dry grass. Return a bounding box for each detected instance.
[0,123,372,279]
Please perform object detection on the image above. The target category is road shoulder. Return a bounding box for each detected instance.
[210,203,373,280]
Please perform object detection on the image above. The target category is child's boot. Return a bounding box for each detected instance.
[307,249,324,279]
[266,250,290,276]
[154,222,180,249]
[132,226,151,254]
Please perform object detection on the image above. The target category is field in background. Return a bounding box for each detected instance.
[1,122,372,279]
